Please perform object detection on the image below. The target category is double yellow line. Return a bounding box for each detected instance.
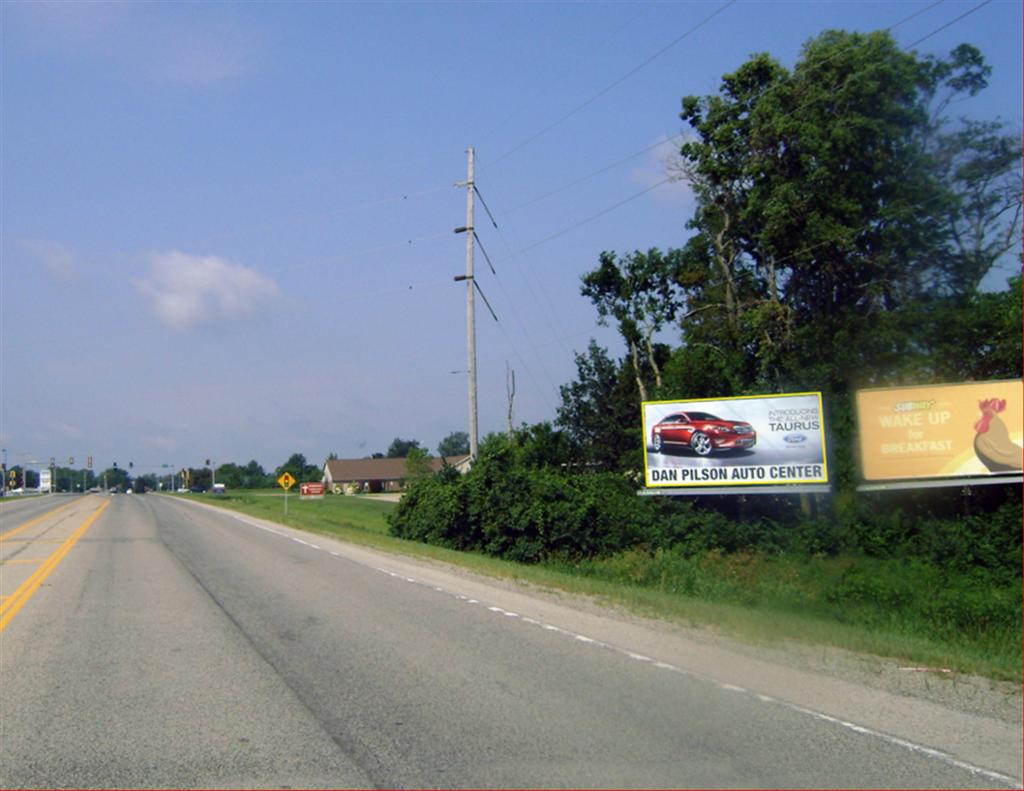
[0,498,110,632]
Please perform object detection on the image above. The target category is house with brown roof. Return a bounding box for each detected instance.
[322,455,471,494]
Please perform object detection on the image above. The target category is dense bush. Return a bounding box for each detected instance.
[389,434,655,562]
[390,425,1022,579]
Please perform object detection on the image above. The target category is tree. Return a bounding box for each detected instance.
[404,446,434,482]
[242,460,269,488]
[275,453,320,483]
[556,340,650,471]
[581,249,683,401]
[386,438,422,458]
[669,31,1018,396]
[930,118,1022,295]
[437,431,470,457]
[99,467,131,491]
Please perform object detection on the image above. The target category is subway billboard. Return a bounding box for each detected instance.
[856,380,1023,481]
[642,393,829,488]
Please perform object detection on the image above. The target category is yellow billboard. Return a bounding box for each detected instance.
[856,380,1023,481]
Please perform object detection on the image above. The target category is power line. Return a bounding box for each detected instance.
[507,177,672,261]
[486,1,735,168]
[475,6,654,143]
[505,136,682,216]
[903,0,991,49]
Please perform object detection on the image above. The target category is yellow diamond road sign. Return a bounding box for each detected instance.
[277,472,296,490]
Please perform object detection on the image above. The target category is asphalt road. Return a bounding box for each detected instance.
[1,494,1019,789]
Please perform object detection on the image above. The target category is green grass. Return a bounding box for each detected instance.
[172,491,1022,682]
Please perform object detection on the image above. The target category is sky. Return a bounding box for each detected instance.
[2,0,1021,477]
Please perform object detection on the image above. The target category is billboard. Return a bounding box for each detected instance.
[642,393,828,488]
[856,380,1023,481]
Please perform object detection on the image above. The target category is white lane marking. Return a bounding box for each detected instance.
[782,703,1019,788]
[182,499,1021,789]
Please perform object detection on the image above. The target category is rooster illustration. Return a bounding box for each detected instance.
[973,398,1023,473]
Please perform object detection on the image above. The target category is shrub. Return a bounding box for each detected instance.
[388,436,656,562]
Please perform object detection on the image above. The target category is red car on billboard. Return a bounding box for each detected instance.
[650,411,757,456]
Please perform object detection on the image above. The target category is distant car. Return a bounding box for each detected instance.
[125,488,133,494]
[650,411,756,456]
[190,485,207,494]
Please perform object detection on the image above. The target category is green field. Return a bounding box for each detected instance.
[173,490,1021,682]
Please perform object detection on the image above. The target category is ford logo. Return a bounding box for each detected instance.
[784,433,806,445]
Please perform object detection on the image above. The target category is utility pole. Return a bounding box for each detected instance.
[462,147,479,460]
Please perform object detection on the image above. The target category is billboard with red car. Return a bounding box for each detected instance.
[642,393,828,488]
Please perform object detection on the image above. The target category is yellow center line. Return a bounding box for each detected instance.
[0,499,81,543]
[0,498,111,632]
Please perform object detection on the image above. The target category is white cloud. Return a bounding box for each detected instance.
[135,251,281,331]
[18,238,78,280]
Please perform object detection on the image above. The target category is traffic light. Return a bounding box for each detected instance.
[129,461,133,469]
[87,456,93,469]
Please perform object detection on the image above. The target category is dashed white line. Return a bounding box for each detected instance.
[177,498,1021,790]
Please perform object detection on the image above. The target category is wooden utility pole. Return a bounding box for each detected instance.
[463,147,479,460]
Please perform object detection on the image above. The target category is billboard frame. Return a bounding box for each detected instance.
[639,484,831,497]
[853,378,1023,487]
[641,391,830,492]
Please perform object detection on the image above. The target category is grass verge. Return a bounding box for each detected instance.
[172,491,1021,683]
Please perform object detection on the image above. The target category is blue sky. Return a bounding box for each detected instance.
[2,0,1021,476]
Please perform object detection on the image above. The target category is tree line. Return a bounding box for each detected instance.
[3,431,472,494]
